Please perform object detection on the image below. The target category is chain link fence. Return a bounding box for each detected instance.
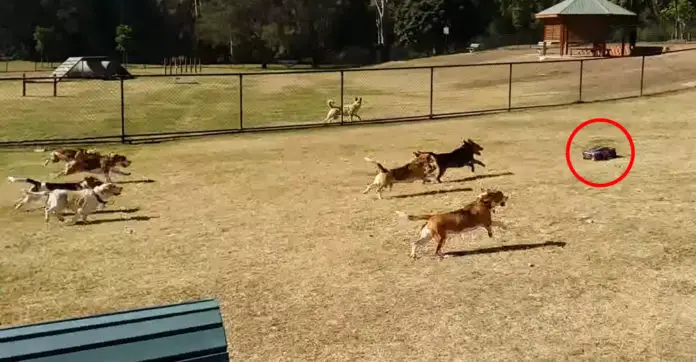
[1,48,696,146]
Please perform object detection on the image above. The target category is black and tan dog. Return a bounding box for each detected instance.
[363,154,439,199]
[414,139,485,183]
[396,189,509,258]
[54,152,132,182]
[7,175,104,210]
[43,147,100,167]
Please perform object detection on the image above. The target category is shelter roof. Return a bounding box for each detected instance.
[536,0,636,17]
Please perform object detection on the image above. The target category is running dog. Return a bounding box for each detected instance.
[55,152,132,182]
[413,139,485,183]
[396,189,509,259]
[362,153,439,200]
[29,183,123,224]
[43,148,100,167]
[323,97,363,123]
[7,176,104,210]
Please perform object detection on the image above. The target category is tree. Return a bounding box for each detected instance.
[393,0,490,54]
[373,0,388,61]
[115,24,134,65]
[195,0,279,64]
[660,0,696,39]
[33,26,56,63]
[393,0,446,53]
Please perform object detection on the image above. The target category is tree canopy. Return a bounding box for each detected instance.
[0,0,691,65]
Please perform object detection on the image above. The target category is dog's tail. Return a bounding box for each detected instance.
[7,176,41,189]
[21,189,49,196]
[327,99,341,110]
[364,157,389,174]
[395,211,433,221]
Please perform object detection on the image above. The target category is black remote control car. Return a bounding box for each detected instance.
[582,146,617,161]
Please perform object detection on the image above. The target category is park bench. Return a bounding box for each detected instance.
[466,43,481,53]
[570,47,595,56]
[0,298,229,362]
[277,59,299,68]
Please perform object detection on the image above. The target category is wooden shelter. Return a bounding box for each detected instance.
[535,0,638,57]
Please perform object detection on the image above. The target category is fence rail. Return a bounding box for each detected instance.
[1,48,696,147]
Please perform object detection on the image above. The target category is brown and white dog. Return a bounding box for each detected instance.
[7,175,104,210]
[28,183,123,224]
[396,189,509,258]
[363,154,439,199]
[55,152,132,182]
[43,148,100,167]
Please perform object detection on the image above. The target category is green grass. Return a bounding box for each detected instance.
[1,48,695,142]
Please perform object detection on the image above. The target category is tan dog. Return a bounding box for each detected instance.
[55,152,132,182]
[28,183,123,224]
[323,97,363,123]
[43,148,100,166]
[363,154,439,199]
[396,189,509,258]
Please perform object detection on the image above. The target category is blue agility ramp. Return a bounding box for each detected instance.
[0,298,229,362]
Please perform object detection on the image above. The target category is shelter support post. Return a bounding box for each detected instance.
[429,67,434,119]
[120,77,126,143]
[239,74,244,130]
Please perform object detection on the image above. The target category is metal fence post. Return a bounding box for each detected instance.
[340,70,345,125]
[429,67,434,119]
[120,77,126,143]
[239,74,244,130]
[22,73,26,97]
[53,75,57,97]
[507,63,513,111]
[578,60,584,102]
[639,56,645,96]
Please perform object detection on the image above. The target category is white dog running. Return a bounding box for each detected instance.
[29,183,123,224]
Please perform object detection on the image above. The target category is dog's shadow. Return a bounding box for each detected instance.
[444,171,514,184]
[62,207,141,215]
[391,187,473,199]
[73,215,157,225]
[114,179,156,184]
[444,241,566,258]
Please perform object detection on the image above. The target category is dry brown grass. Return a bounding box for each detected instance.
[2,87,696,360]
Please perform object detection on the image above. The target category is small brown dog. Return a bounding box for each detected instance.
[55,152,132,182]
[363,154,439,199]
[43,148,100,166]
[397,189,509,258]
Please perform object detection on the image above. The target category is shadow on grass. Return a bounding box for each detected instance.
[444,171,515,184]
[588,154,628,161]
[62,207,141,215]
[114,179,156,184]
[445,241,566,257]
[391,187,473,199]
[74,215,157,225]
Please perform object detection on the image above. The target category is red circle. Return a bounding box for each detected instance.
[565,118,635,188]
